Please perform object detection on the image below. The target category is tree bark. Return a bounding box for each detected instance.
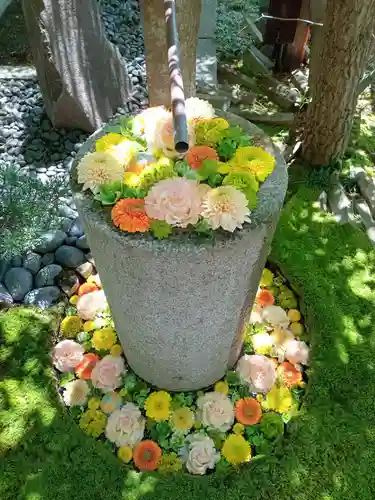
[301,0,375,166]
[307,0,327,96]
[22,0,133,132]
[142,0,201,107]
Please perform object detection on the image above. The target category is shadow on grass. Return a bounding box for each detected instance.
[2,188,375,499]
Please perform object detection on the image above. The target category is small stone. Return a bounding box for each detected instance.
[41,253,55,266]
[24,286,62,308]
[76,235,90,250]
[59,204,78,219]
[0,259,11,282]
[65,236,78,246]
[86,253,95,266]
[11,256,22,267]
[0,283,13,308]
[57,269,80,297]
[76,261,94,279]
[55,246,86,268]
[4,268,33,301]
[35,264,63,287]
[23,252,42,275]
[34,230,66,253]
[61,218,73,233]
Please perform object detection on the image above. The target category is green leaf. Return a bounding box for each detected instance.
[96,181,123,206]
[194,219,213,236]
[122,372,138,392]
[197,160,219,181]
[59,372,75,387]
[103,124,122,134]
[150,220,173,240]
[225,371,241,386]
[174,160,191,177]
[208,173,223,187]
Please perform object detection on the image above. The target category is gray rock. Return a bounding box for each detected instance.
[356,170,375,217]
[76,261,94,279]
[55,246,86,268]
[11,256,22,267]
[59,204,78,220]
[24,286,62,308]
[61,218,73,233]
[0,259,11,282]
[68,219,84,238]
[65,236,77,245]
[35,264,63,287]
[57,269,80,297]
[23,252,42,274]
[41,253,55,266]
[76,235,90,250]
[34,230,66,253]
[0,283,13,308]
[4,268,33,301]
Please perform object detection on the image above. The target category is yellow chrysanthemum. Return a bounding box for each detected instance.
[288,309,301,323]
[60,315,83,338]
[170,407,195,433]
[77,151,124,192]
[91,328,117,351]
[88,397,100,410]
[144,391,171,421]
[266,385,293,414]
[110,344,123,357]
[214,381,229,395]
[290,322,304,336]
[157,452,183,473]
[195,118,230,147]
[260,268,274,287]
[233,423,245,435]
[79,409,107,437]
[83,321,95,332]
[229,146,275,182]
[96,133,125,152]
[69,294,79,305]
[117,446,133,463]
[222,434,251,465]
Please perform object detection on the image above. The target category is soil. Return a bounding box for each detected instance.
[0,0,32,65]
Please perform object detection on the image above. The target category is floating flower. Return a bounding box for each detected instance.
[145,178,202,228]
[262,305,290,328]
[77,151,124,192]
[195,118,229,147]
[235,398,262,425]
[233,423,245,435]
[110,344,123,357]
[59,315,83,339]
[236,354,276,394]
[96,133,125,152]
[270,327,295,363]
[132,106,170,142]
[256,288,275,307]
[91,355,126,393]
[83,321,95,332]
[105,402,145,447]
[133,440,162,471]
[221,434,251,465]
[285,340,309,366]
[126,152,156,174]
[112,198,150,233]
[100,391,122,414]
[228,146,275,182]
[153,114,195,158]
[78,282,99,296]
[87,274,102,288]
[144,391,171,421]
[290,322,304,336]
[184,434,220,475]
[251,332,274,356]
[259,412,284,439]
[88,397,100,410]
[79,409,107,437]
[118,446,133,463]
[63,379,90,407]
[279,362,303,388]
[221,171,259,207]
[158,452,183,473]
[185,97,215,122]
[124,156,177,192]
[92,328,117,351]
[77,290,107,321]
[260,268,274,287]
[214,381,229,395]
[109,138,143,166]
[170,407,195,434]
[266,385,293,414]
[52,339,84,372]
[185,145,219,171]
[69,294,79,305]
[287,309,301,322]
[75,353,100,380]
[197,392,234,432]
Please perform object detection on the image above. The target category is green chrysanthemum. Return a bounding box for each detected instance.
[150,220,173,239]
[222,171,259,208]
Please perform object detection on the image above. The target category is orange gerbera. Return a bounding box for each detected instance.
[75,353,100,380]
[78,282,99,296]
[235,397,262,426]
[133,440,162,471]
[256,289,275,307]
[186,145,219,171]
[112,198,150,233]
[279,361,303,388]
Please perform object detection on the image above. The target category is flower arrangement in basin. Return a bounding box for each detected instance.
[75,98,276,239]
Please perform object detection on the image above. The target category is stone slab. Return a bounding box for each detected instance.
[198,0,217,38]
[196,38,217,89]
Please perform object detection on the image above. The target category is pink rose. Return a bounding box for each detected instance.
[236,354,276,394]
[91,355,126,392]
[53,340,84,372]
[145,178,202,227]
[77,290,107,320]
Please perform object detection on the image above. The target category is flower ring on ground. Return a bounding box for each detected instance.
[133,440,162,471]
[235,398,262,425]
[91,355,126,392]
[197,392,235,432]
[144,391,171,421]
[75,353,100,380]
[63,379,90,406]
[170,407,195,434]
[221,434,251,465]
[53,340,84,372]
[105,402,145,447]
[236,354,276,394]
[184,434,220,475]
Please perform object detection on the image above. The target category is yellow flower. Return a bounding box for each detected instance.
[145,391,171,421]
[266,385,293,414]
[158,453,183,473]
[117,446,133,463]
[79,409,106,437]
[96,133,125,151]
[110,344,123,357]
[260,268,274,288]
[91,328,117,351]
[69,295,79,305]
[60,316,83,338]
[222,434,251,465]
[170,407,195,433]
[83,321,95,332]
[288,309,301,322]
[195,118,229,147]
[290,322,304,336]
[233,423,245,435]
[214,381,229,395]
[88,397,100,410]
[229,146,275,182]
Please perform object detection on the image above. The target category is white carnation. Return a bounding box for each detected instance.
[197,392,234,432]
[77,151,124,192]
[105,403,145,447]
[184,434,220,475]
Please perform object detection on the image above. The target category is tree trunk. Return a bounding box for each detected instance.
[308,0,327,96]
[142,0,201,107]
[22,0,133,132]
[301,0,375,166]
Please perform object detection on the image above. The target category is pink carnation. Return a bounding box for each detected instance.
[236,354,276,394]
[91,355,126,392]
[53,339,84,372]
[285,340,309,366]
[77,290,107,320]
[145,178,202,228]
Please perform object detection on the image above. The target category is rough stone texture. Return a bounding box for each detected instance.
[4,267,33,301]
[21,0,133,132]
[76,262,94,280]
[23,252,42,275]
[71,112,287,391]
[196,38,217,89]
[34,230,66,253]
[57,269,80,297]
[35,264,63,288]
[55,246,86,268]
[24,286,62,308]
[0,283,13,308]
[353,198,375,246]
[356,170,375,217]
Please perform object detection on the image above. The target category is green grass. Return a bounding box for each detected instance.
[2,188,375,499]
